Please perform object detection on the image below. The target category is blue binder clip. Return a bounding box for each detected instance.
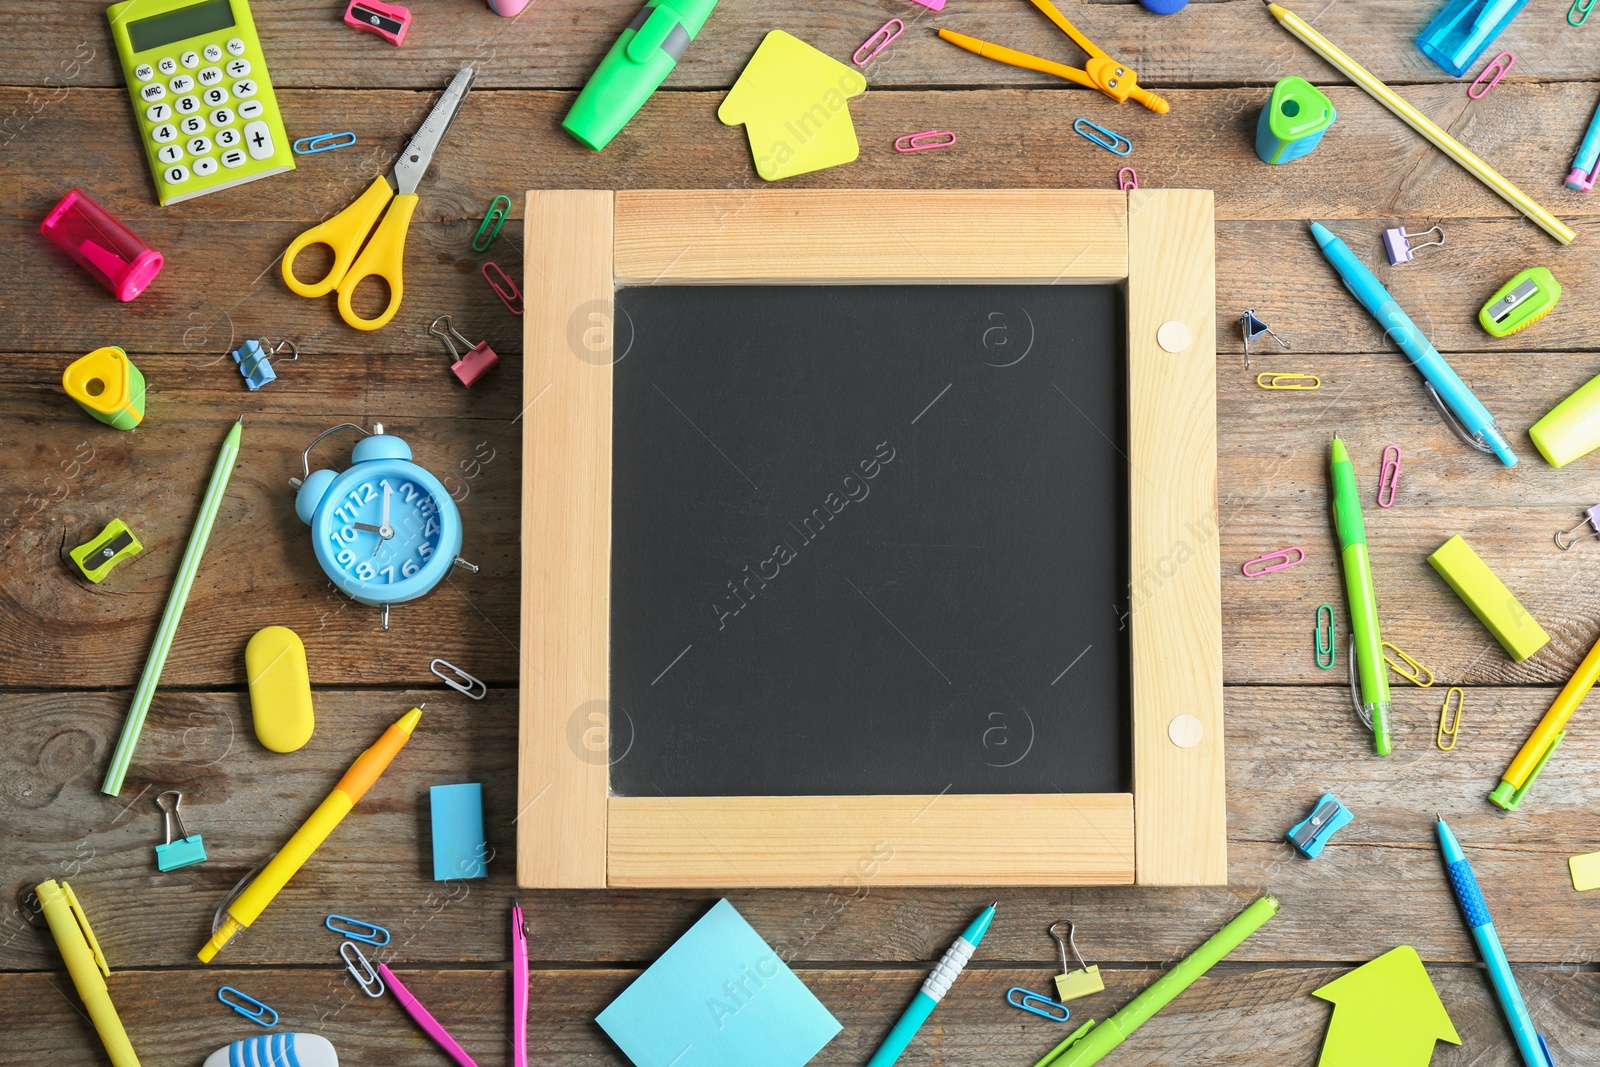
[1286,792,1352,859]
[153,790,206,872]
[231,338,297,390]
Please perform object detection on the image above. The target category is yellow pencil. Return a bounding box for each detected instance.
[1264,0,1574,245]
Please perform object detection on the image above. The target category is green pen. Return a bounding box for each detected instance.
[1330,437,1391,755]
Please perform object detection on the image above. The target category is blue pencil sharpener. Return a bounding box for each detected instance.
[1255,77,1336,165]
[1417,0,1531,78]
[1286,792,1352,859]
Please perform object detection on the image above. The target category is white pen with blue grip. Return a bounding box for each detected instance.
[1310,221,1517,466]
[866,903,996,1067]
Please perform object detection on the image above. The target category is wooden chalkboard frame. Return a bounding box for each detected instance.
[519,189,1222,888]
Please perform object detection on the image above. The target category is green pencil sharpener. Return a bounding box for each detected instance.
[1255,77,1336,165]
[1479,266,1559,337]
[68,518,143,583]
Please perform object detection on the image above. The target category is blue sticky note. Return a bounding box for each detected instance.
[597,899,841,1067]
[429,783,487,880]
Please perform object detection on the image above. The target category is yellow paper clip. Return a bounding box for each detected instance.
[1437,687,1464,750]
[1256,372,1321,390]
[1382,641,1434,687]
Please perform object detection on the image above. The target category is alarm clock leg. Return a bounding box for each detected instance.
[381,603,390,631]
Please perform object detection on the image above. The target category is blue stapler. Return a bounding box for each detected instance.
[1286,792,1352,859]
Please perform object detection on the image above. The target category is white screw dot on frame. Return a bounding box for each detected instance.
[1157,320,1191,354]
[1168,714,1203,749]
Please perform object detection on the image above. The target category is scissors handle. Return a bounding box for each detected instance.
[281,176,395,299]
[336,192,417,331]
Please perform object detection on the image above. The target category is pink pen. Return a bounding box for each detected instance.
[377,964,480,1067]
[512,901,529,1067]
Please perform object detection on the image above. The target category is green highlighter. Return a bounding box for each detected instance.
[1331,438,1392,755]
[563,0,719,151]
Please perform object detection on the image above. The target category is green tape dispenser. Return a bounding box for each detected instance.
[68,519,143,583]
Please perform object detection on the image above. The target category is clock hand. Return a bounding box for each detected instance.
[379,483,394,540]
[352,522,383,534]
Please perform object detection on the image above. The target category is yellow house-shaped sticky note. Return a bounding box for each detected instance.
[718,31,867,182]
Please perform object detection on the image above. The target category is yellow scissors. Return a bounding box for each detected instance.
[282,67,474,331]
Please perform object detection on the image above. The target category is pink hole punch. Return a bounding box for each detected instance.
[1241,546,1305,577]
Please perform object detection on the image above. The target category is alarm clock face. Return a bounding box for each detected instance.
[312,463,461,606]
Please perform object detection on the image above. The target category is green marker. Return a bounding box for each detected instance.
[1331,437,1392,755]
[562,0,719,151]
[1032,896,1280,1067]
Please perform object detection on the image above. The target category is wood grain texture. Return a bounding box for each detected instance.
[613,189,1128,283]
[607,795,1135,887]
[1128,189,1226,885]
[519,191,613,888]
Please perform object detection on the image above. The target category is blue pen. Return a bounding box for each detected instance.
[1437,817,1556,1067]
[866,903,996,1067]
[1310,222,1517,466]
[1567,95,1600,191]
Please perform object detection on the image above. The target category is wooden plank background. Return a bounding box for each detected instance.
[4,0,1600,1061]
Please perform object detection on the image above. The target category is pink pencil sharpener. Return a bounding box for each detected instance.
[41,189,164,302]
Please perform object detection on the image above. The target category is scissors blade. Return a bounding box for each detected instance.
[392,66,476,195]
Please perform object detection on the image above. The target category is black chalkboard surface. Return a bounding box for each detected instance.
[609,284,1128,798]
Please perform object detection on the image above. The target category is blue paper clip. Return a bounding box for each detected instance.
[293,131,357,155]
[1073,118,1132,157]
[1285,792,1352,859]
[230,338,296,390]
[218,986,278,1027]
[326,913,391,946]
[1007,986,1071,1022]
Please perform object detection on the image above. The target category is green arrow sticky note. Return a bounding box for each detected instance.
[1313,946,1461,1067]
[718,30,867,182]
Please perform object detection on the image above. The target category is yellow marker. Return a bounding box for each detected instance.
[199,708,422,962]
[35,880,141,1067]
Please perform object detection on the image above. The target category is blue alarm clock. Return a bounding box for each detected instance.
[293,423,475,628]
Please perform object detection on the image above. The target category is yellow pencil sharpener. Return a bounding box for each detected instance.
[62,346,146,430]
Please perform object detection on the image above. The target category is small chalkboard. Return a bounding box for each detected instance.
[520,189,1224,889]
[609,284,1129,798]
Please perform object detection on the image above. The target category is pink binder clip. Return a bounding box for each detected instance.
[1241,546,1305,577]
[894,130,957,153]
[854,19,904,65]
[1377,445,1402,508]
[483,261,522,316]
[1118,167,1138,190]
[1467,52,1514,100]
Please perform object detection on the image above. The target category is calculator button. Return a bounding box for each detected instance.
[145,102,172,122]
[194,156,219,177]
[232,79,258,99]
[225,58,251,78]
[187,136,213,155]
[139,82,167,102]
[164,164,191,184]
[151,123,178,143]
[135,63,155,82]
[157,143,184,164]
[169,74,195,93]
[158,56,178,75]
[176,95,200,114]
[204,43,223,61]
[216,127,240,148]
[238,100,264,120]
[227,37,246,56]
[199,66,223,86]
[220,147,248,168]
[181,115,206,135]
[181,50,200,68]
[203,87,228,106]
[210,106,235,126]
[243,119,275,159]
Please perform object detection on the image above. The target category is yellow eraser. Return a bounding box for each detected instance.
[1426,535,1549,663]
[245,626,314,752]
[1571,852,1600,891]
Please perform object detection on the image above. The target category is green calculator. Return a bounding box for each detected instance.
[108,0,294,206]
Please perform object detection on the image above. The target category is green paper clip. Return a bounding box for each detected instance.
[68,519,143,583]
[473,195,511,252]
[1489,729,1563,810]
[1315,604,1336,669]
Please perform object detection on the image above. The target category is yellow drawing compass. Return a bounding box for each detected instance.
[939,0,1170,113]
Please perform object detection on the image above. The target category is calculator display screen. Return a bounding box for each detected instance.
[126,0,235,53]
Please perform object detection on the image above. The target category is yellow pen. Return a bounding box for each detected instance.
[199,708,422,962]
[35,880,141,1067]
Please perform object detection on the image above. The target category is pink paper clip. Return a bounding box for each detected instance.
[1377,445,1402,508]
[895,130,957,153]
[1241,546,1305,577]
[854,19,904,65]
[1118,167,1138,190]
[1467,52,1514,100]
[483,262,522,316]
